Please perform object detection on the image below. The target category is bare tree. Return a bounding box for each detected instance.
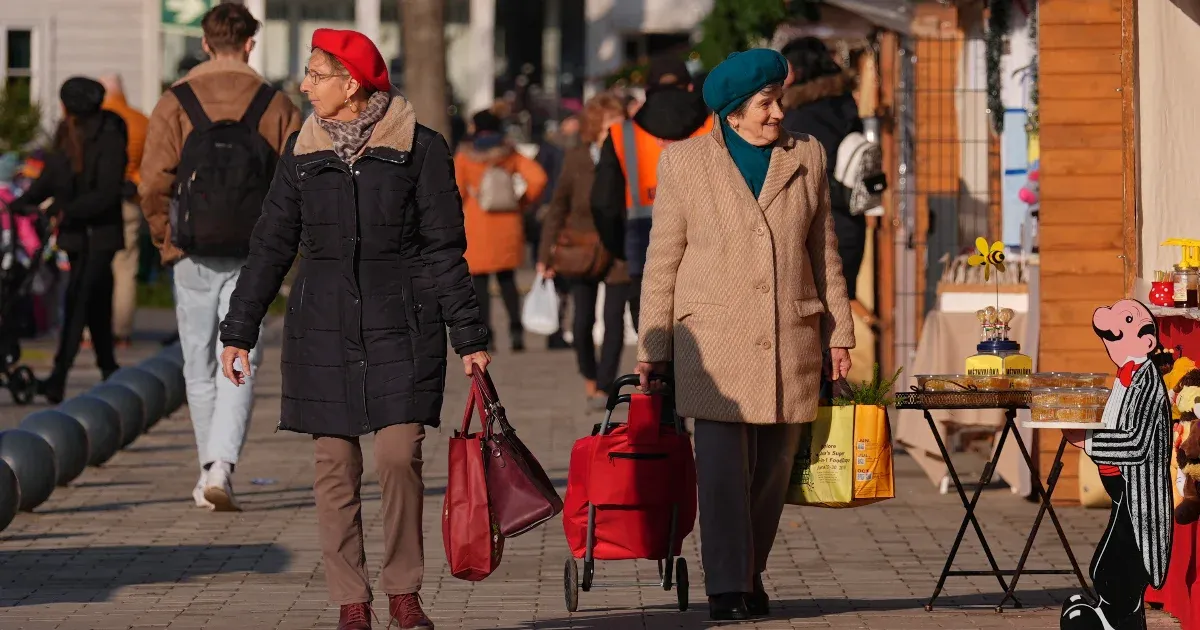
[399,0,449,138]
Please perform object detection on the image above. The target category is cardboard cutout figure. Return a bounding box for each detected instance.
[1061,299,1173,630]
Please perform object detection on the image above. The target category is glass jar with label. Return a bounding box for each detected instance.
[1174,265,1198,308]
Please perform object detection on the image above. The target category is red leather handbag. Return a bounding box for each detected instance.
[473,371,564,537]
[442,381,504,581]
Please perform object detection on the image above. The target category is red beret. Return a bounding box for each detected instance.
[311,28,391,93]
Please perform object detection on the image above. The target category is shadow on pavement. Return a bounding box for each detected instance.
[0,543,290,606]
[490,589,1083,628]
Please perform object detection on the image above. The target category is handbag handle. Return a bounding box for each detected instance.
[459,378,489,434]
[460,370,506,436]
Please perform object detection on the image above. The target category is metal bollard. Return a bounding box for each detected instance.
[107,368,167,431]
[57,396,122,467]
[88,384,145,449]
[0,458,17,531]
[137,357,186,414]
[0,429,56,511]
[19,410,89,487]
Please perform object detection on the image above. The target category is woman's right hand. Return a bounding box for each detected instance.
[221,346,252,386]
[536,262,555,279]
[635,361,669,393]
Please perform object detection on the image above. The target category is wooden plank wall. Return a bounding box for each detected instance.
[1036,0,1131,504]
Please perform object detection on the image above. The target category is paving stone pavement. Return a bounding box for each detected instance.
[0,312,1183,629]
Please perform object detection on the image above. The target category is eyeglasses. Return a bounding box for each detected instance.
[303,66,348,85]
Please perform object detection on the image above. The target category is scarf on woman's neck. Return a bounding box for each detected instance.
[316,90,391,162]
[721,121,773,199]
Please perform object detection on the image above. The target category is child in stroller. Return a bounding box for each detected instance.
[0,152,50,403]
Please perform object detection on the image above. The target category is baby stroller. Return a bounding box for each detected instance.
[561,374,697,612]
[0,195,49,404]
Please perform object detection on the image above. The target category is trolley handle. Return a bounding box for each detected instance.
[607,373,672,411]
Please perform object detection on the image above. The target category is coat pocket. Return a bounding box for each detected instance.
[285,278,307,339]
[794,298,825,319]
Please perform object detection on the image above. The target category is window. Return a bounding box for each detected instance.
[4,29,32,103]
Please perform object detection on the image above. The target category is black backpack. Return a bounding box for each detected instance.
[169,82,278,258]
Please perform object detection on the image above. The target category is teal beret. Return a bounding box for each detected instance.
[702,49,789,118]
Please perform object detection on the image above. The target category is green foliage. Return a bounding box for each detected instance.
[695,0,821,70]
[832,364,904,408]
[0,83,42,152]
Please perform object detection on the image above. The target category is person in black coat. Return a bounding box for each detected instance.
[12,77,127,402]
[216,31,487,629]
[780,37,865,300]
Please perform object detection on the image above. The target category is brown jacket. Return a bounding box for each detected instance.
[537,145,628,284]
[636,124,855,426]
[139,58,302,265]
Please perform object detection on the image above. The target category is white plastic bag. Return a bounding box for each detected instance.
[521,274,560,336]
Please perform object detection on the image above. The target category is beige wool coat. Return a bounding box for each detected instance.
[636,123,855,425]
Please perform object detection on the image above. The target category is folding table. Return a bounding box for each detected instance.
[895,389,1095,612]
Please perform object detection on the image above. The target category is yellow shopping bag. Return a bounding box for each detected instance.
[785,405,895,508]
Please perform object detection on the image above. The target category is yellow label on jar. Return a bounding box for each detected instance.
[1003,353,1033,375]
[966,354,1005,376]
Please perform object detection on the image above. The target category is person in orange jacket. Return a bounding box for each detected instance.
[99,74,149,348]
[455,110,547,352]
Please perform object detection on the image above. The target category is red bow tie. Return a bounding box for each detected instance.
[1118,361,1138,387]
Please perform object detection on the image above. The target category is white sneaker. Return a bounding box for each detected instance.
[193,471,215,509]
[203,461,242,512]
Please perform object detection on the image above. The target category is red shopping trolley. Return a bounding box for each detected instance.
[561,374,697,612]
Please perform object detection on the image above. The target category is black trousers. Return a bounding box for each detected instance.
[472,271,522,339]
[832,210,866,301]
[51,247,119,386]
[628,274,642,332]
[1090,473,1150,630]
[568,280,629,393]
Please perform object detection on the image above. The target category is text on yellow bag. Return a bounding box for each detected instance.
[785,405,895,508]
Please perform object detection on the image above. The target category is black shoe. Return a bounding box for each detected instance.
[101,366,120,381]
[546,332,571,350]
[511,333,525,353]
[708,593,749,621]
[746,574,769,617]
[37,378,64,405]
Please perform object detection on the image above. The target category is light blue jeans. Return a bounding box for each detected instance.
[173,256,264,468]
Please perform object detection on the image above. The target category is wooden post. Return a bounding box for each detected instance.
[878,31,898,375]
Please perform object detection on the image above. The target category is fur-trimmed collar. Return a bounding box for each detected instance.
[782,73,855,110]
[172,57,264,87]
[294,87,416,156]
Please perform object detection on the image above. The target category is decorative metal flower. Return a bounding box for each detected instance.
[968,237,1006,282]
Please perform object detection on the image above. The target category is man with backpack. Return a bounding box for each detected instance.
[140,3,301,511]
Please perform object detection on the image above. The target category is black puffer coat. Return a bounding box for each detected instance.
[220,89,489,437]
[13,111,127,253]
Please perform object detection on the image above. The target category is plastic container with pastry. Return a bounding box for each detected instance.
[1029,372,1111,389]
[1030,387,1110,407]
[915,374,972,392]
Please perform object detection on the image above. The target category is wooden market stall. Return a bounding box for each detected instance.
[1034,0,1134,505]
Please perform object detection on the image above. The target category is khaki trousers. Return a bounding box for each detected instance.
[313,423,426,604]
[693,419,803,595]
[111,200,141,339]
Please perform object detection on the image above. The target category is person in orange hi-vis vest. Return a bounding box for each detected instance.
[591,55,713,330]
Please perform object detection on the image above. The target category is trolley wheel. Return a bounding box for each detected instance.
[675,558,689,612]
[581,559,594,592]
[564,556,580,612]
[10,366,36,405]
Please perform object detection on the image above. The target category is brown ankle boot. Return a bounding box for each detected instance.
[338,602,372,630]
[388,593,433,630]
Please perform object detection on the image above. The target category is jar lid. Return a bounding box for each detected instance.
[977,339,1020,353]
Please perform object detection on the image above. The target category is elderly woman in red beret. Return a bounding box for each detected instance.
[218,29,490,630]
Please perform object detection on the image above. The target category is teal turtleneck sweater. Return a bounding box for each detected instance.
[721,121,773,199]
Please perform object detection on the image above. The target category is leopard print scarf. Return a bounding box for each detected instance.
[316,90,391,162]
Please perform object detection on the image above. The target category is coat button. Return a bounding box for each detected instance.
[354,298,360,304]
[354,170,361,176]
[759,338,772,350]
[755,226,765,236]
[359,360,365,366]
[757,284,769,294]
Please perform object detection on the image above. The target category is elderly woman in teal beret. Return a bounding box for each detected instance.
[635,49,855,620]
